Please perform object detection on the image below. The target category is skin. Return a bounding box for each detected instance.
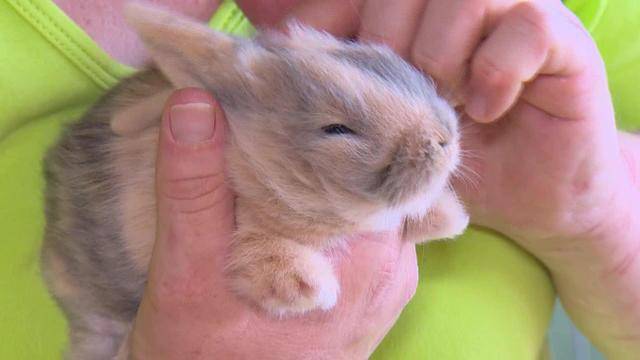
[54,0,640,358]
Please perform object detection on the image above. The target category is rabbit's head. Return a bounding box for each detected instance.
[126,4,460,228]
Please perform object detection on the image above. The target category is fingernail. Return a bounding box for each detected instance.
[465,93,488,122]
[170,103,215,144]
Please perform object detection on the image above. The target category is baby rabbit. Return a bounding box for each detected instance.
[41,3,468,359]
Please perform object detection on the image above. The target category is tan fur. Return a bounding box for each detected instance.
[111,89,171,135]
[42,4,468,358]
[265,21,344,52]
[113,127,160,272]
[42,250,78,300]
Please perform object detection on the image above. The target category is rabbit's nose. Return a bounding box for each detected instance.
[422,138,449,160]
[424,139,447,155]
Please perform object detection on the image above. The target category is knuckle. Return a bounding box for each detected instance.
[512,2,551,43]
[463,0,488,16]
[411,46,451,81]
[472,55,514,87]
[149,272,211,312]
[163,173,224,201]
[560,72,606,114]
[161,173,230,214]
[567,73,598,98]
[360,30,408,57]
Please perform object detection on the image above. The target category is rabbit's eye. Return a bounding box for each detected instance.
[322,124,355,135]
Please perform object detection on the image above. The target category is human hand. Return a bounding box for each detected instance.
[261,0,632,250]
[121,88,417,359]
[258,0,640,356]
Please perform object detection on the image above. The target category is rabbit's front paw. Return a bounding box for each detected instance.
[403,189,469,243]
[229,238,339,316]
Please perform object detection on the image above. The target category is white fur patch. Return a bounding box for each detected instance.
[360,173,451,231]
[315,272,340,311]
[360,206,409,232]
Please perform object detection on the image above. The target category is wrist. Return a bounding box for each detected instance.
[531,131,640,273]
[546,187,640,273]
[544,182,640,357]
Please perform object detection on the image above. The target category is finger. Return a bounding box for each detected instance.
[236,0,302,27]
[370,242,418,349]
[341,237,418,356]
[465,1,553,122]
[335,233,416,321]
[411,0,512,102]
[358,0,427,57]
[130,89,247,359]
[521,72,608,121]
[281,0,365,37]
[519,5,607,121]
[148,88,235,302]
[411,0,485,96]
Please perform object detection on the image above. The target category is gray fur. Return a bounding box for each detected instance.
[42,71,167,358]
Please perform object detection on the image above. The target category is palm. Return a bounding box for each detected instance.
[455,73,622,248]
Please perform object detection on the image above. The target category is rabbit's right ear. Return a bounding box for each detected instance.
[124,2,243,89]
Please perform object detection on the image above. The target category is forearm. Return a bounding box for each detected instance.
[543,131,640,358]
[551,214,640,358]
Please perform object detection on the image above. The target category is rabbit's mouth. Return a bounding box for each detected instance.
[358,169,453,232]
[375,156,457,205]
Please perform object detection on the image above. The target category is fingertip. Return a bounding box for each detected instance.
[465,95,492,123]
[464,84,491,123]
[156,88,228,186]
[464,80,515,123]
[160,88,226,145]
[163,87,218,111]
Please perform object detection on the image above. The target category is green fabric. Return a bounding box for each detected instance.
[373,230,554,360]
[0,1,130,358]
[0,0,637,359]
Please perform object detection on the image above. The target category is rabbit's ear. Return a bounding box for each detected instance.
[124,2,241,88]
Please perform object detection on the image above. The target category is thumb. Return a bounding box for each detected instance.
[148,88,234,302]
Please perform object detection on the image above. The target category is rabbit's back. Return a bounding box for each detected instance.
[41,70,168,326]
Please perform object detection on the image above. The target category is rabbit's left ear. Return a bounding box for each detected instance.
[124,2,242,89]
